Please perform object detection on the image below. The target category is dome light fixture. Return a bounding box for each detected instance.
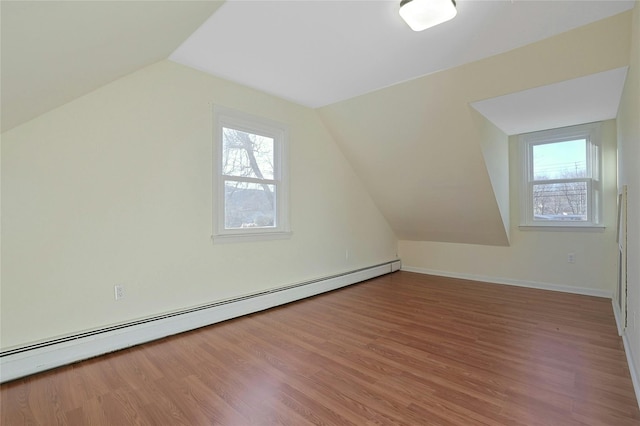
[399,0,458,31]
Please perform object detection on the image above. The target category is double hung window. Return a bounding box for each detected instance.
[519,123,602,228]
[213,107,290,241]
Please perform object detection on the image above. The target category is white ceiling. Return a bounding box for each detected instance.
[471,66,629,135]
[170,0,635,109]
[3,1,634,133]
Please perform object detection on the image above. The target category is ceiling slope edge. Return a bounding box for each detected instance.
[1,1,224,133]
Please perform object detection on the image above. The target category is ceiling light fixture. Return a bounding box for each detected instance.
[399,0,457,31]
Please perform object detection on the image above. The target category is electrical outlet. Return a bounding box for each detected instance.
[567,253,575,263]
[114,285,125,300]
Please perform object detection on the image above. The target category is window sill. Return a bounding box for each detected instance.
[518,225,605,232]
[212,231,292,244]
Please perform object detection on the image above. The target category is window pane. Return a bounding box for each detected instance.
[532,182,587,221]
[533,139,587,180]
[224,181,276,229]
[222,128,274,180]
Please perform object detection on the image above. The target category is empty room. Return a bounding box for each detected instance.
[2,0,640,424]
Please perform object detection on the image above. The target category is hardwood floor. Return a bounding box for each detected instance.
[2,271,639,425]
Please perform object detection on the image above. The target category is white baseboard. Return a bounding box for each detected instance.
[0,260,400,383]
[612,298,625,336]
[622,332,640,409]
[401,266,612,298]
[611,300,640,409]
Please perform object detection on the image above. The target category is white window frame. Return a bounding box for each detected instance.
[213,106,291,243]
[519,122,603,229]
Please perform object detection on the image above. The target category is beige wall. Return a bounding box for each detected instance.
[617,1,640,390]
[400,119,619,295]
[0,60,397,349]
[319,12,631,247]
[473,109,510,239]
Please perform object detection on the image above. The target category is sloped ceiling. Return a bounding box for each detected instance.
[1,1,635,246]
[471,67,629,136]
[317,12,632,245]
[1,0,223,132]
[170,0,634,109]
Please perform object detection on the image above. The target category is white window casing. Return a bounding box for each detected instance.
[213,106,291,243]
[519,122,603,230]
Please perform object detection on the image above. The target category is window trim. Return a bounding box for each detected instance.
[518,122,603,229]
[213,106,291,243]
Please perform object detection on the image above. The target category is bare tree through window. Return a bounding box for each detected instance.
[214,107,290,240]
[531,139,589,221]
[222,128,276,229]
[520,123,601,227]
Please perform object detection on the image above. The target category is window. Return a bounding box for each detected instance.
[213,106,290,242]
[519,123,602,228]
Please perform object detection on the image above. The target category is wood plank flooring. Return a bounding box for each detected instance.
[2,271,639,425]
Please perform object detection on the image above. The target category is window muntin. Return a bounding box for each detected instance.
[520,123,602,228]
[214,107,290,241]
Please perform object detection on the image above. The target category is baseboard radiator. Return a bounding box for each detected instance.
[0,260,401,383]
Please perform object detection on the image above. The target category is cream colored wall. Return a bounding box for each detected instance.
[617,1,640,389]
[400,120,619,294]
[0,60,397,349]
[473,109,510,239]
